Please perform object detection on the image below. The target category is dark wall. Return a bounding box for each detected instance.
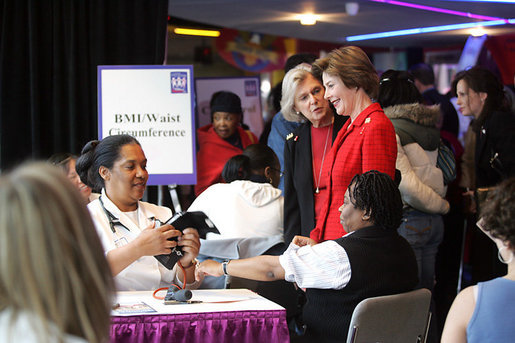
[0,0,168,169]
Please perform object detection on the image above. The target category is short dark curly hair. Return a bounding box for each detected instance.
[480,177,515,249]
[349,170,402,231]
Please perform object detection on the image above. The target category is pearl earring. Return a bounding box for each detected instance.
[498,246,514,264]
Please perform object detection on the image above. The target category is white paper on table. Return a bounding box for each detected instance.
[190,289,259,303]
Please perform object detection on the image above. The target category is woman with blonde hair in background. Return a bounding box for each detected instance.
[281,64,348,245]
[0,162,114,342]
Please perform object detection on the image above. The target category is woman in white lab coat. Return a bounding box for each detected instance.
[77,134,200,291]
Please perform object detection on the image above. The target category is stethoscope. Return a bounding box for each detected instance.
[99,196,160,234]
[99,196,132,234]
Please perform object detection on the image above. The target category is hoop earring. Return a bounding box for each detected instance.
[498,246,514,264]
[268,177,273,184]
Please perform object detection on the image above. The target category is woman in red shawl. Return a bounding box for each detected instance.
[195,91,258,196]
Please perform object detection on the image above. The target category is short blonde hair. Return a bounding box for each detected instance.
[0,162,114,342]
[280,64,313,122]
[312,46,379,99]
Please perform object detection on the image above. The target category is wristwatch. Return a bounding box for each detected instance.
[222,260,231,276]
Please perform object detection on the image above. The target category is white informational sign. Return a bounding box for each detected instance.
[98,65,196,185]
[195,76,264,137]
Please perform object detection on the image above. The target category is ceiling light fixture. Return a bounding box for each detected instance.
[298,13,318,25]
[173,28,221,37]
[345,2,360,16]
[346,18,514,41]
[470,27,487,36]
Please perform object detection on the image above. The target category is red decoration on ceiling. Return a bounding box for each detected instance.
[215,28,288,73]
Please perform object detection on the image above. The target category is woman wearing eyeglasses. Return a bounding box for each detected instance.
[281,64,348,246]
[76,134,200,291]
[195,91,258,196]
[188,143,283,239]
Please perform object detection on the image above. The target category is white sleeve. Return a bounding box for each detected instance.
[279,240,351,289]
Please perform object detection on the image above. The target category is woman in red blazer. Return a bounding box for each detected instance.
[310,46,397,242]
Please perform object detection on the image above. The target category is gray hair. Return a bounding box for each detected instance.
[280,64,313,122]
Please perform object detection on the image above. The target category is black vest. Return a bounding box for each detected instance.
[302,226,418,342]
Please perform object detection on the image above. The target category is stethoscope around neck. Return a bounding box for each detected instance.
[99,195,161,237]
[99,196,133,234]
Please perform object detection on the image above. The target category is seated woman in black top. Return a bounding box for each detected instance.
[196,170,418,342]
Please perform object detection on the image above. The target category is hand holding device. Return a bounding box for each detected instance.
[136,223,178,257]
[154,211,219,269]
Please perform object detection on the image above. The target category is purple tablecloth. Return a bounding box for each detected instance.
[111,309,290,343]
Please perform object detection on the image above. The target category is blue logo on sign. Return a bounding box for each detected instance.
[171,72,188,93]
[245,80,257,96]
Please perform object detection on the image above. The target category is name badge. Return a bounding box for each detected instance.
[114,236,129,248]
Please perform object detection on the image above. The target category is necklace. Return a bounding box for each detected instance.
[313,124,332,194]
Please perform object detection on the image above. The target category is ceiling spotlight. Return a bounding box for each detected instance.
[298,13,318,25]
[471,27,487,36]
[345,2,360,16]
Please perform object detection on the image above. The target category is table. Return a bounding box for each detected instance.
[110,289,290,343]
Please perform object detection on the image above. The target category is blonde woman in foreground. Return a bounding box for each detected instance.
[441,177,515,342]
[0,162,114,343]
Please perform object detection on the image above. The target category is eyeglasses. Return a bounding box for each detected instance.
[270,167,283,177]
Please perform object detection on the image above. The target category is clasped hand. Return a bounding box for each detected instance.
[292,235,317,247]
[195,260,222,281]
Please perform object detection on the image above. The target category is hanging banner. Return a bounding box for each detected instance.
[486,34,515,86]
[215,28,288,73]
[98,65,196,185]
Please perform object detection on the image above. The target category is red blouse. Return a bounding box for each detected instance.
[311,123,333,224]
